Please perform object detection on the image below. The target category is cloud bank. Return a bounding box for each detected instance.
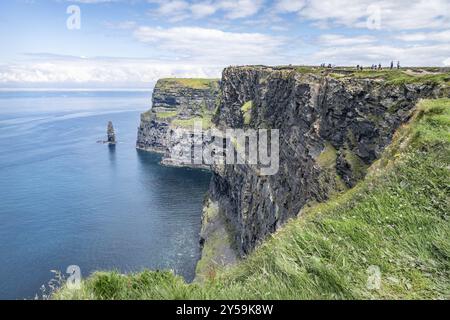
[1,0,449,88]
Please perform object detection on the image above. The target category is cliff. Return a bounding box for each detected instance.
[136,78,220,168]
[56,97,450,299]
[203,66,448,265]
[135,67,449,275]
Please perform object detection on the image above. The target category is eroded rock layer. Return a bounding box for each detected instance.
[136,78,220,168]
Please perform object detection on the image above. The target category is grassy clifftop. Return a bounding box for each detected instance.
[57,98,449,300]
[156,78,220,90]
[331,69,450,86]
[239,65,450,86]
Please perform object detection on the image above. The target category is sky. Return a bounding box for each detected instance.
[0,0,449,88]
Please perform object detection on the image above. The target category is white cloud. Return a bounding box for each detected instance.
[148,0,263,21]
[133,26,284,64]
[78,0,450,31]
[191,3,218,18]
[2,40,448,88]
[3,0,448,88]
[0,56,223,88]
[155,0,189,15]
[395,30,450,42]
[219,0,263,19]
[274,0,450,30]
[313,43,450,67]
[148,0,191,21]
[67,0,119,3]
[318,34,376,46]
[275,0,306,13]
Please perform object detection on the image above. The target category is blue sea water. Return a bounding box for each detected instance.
[0,91,211,299]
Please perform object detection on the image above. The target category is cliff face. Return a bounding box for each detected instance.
[136,67,448,265]
[151,78,220,117]
[55,97,450,299]
[208,66,446,256]
[136,78,220,167]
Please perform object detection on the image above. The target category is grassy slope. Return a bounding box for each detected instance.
[56,99,450,300]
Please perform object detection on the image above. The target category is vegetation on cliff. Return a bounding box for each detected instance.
[342,69,450,86]
[157,78,220,90]
[136,77,219,157]
[247,65,450,87]
[154,110,179,120]
[241,100,253,125]
[56,98,449,300]
[171,116,213,130]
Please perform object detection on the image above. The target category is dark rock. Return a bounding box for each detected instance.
[136,66,448,260]
[136,78,220,168]
[209,66,445,256]
[107,121,115,144]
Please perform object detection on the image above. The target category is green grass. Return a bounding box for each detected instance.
[155,111,178,119]
[347,70,450,86]
[342,149,368,181]
[304,67,450,86]
[55,98,450,300]
[158,78,219,90]
[171,116,212,129]
[317,142,337,169]
[195,224,234,282]
[241,100,253,125]
[153,102,215,129]
[295,66,326,74]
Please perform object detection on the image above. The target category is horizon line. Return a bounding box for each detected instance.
[0,87,153,92]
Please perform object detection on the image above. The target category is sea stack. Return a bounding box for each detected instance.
[107,121,116,144]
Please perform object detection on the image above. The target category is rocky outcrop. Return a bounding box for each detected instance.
[207,66,447,256]
[107,121,116,144]
[136,78,220,168]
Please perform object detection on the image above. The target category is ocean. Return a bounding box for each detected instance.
[0,90,211,299]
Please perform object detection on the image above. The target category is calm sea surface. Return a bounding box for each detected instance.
[0,91,211,299]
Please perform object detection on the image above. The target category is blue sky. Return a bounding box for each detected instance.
[0,0,449,88]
